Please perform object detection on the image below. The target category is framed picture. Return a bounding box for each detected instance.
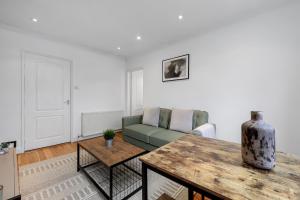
[162,54,189,82]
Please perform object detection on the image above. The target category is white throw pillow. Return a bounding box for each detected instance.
[170,109,193,132]
[142,107,160,127]
[192,123,216,139]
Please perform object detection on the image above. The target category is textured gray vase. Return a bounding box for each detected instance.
[241,111,275,170]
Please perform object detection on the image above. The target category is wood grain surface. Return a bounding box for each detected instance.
[78,136,145,167]
[140,134,300,200]
[18,142,77,166]
[18,132,123,166]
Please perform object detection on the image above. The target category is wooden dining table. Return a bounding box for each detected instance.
[139,134,300,200]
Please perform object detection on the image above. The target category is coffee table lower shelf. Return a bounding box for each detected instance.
[77,144,144,200]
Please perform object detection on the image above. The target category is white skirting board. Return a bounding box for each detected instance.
[81,110,124,137]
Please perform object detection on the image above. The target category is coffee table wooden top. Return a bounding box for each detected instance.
[139,134,300,200]
[78,136,146,167]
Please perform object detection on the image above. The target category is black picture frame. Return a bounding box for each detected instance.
[162,54,190,82]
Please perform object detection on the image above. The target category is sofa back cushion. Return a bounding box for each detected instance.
[169,109,193,132]
[193,110,209,129]
[142,107,160,127]
[158,108,172,129]
[158,108,209,130]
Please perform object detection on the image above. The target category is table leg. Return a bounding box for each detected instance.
[188,188,193,200]
[77,143,80,172]
[110,167,113,200]
[142,163,148,200]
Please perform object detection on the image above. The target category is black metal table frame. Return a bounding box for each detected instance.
[77,143,146,200]
[142,162,224,200]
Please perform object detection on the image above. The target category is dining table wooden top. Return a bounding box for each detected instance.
[139,134,300,200]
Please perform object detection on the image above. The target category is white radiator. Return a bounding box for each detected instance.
[81,110,124,137]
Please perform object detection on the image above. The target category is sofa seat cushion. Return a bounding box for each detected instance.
[123,136,157,151]
[124,124,164,143]
[149,130,185,147]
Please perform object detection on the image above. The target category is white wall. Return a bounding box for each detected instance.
[0,27,126,152]
[127,2,300,155]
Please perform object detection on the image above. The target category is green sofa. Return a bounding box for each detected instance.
[122,108,210,151]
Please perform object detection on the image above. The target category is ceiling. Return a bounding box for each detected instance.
[0,0,294,57]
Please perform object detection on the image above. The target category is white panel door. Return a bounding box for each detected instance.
[24,53,71,150]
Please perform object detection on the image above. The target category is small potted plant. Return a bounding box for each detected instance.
[103,129,115,148]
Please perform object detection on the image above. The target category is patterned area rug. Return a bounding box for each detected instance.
[19,152,187,200]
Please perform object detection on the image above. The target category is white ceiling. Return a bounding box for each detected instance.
[0,0,294,57]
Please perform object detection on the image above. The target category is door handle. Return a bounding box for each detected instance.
[64,100,70,105]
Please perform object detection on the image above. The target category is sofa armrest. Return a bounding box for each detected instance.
[122,115,143,129]
[190,123,216,139]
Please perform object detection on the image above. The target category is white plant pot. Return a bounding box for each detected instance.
[105,139,113,148]
[0,149,7,155]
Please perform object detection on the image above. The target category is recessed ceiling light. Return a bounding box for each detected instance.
[32,18,38,22]
[117,47,121,50]
[178,15,183,20]
[136,36,142,40]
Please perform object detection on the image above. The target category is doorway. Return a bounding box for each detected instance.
[127,69,143,116]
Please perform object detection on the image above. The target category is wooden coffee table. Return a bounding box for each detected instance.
[77,136,146,200]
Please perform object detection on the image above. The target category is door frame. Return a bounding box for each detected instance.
[21,50,73,153]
